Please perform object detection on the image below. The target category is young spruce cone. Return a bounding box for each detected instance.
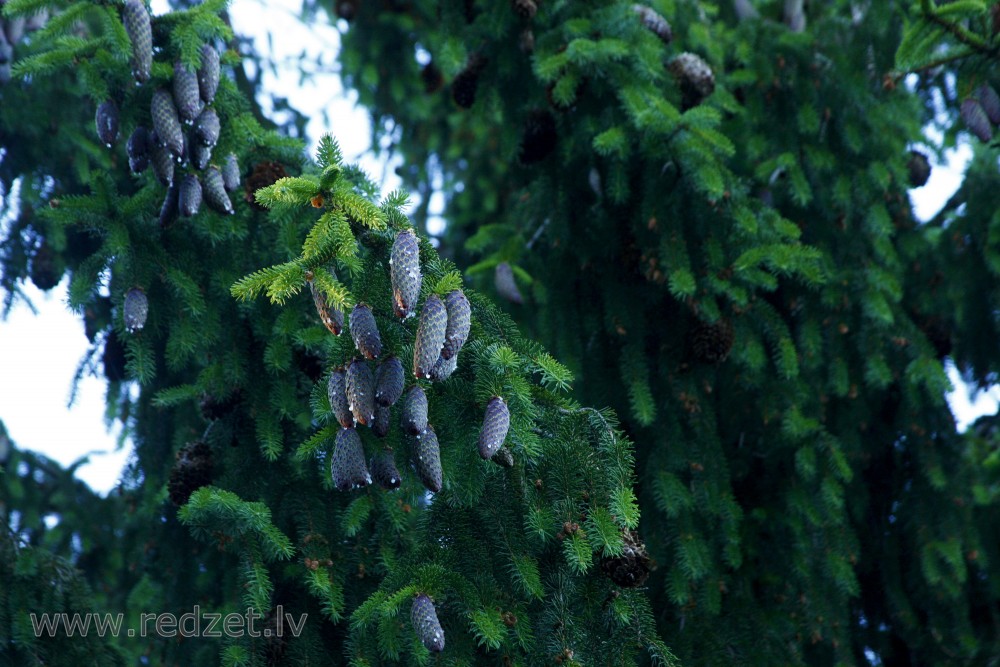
[350,303,382,360]
[159,180,179,228]
[390,229,421,318]
[401,385,428,435]
[975,83,1000,125]
[198,44,220,105]
[441,290,471,359]
[150,135,175,186]
[202,167,234,214]
[494,262,524,304]
[961,98,993,143]
[600,528,651,588]
[372,405,391,438]
[632,4,672,43]
[346,359,376,426]
[370,448,401,489]
[193,108,221,147]
[478,396,510,459]
[331,427,371,491]
[127,126,150,173]
[122,0,152,83]
[151,89,184,157]
[428,354,458,383]
[222,153,241,192]
[411,594,445,652]
[328,367,354,428]
[168,441,214,506]
[123,287,148,333]
[375,356,404,407]
[308,274,344,336]
[413,424,442,493]
[29,242,59,291]
[413,294,448,379]
[179,174,203,217]
[173,61,203,123]
[95,101,120,146]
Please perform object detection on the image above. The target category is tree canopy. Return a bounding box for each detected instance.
[2,0,1000,665]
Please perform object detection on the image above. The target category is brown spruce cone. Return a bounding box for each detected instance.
[168,441,214,506]
[689,318,734,363]
[668,52,715,110]
[245,161,288,211]
[600,529,651,588]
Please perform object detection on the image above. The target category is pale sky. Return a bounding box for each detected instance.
[0,2,995,494]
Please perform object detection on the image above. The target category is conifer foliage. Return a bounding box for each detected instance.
[334,0,1000,663]
[0,1,662,664]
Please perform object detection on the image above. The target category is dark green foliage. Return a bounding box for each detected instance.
[478,396,510,460]
[122,0,151,83]
[413,293,447,378]
[518,109,557,164]
[349,303,382,360]
[441,289,471,359]
[123,287,147,333]
[390,228,421,318]
[167,441,213,506]
[173,61,202,123]
[411,593,445,652]
[178,173,202,217]
[412,424,442,493]
[329,0,1000,662]
[126,126,150,173]
[193,107,220,146]
[328,367,353,428]
[451,55,484,109]
[370,447,401,488]
[375,355,404,407]
[346,358,376,426]
[331,427,371,491]
[198,44,220,105]
[401,385,428,435]
[151,89,184,156]
[201,166,233,214]
[95,100,119,146]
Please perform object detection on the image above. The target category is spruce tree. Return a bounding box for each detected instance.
[330,0,1000,663]
[1,1,664,664]
[3,0,1000,665]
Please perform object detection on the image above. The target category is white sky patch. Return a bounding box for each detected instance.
[946,360,1000,431]
[0,280,130,493]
